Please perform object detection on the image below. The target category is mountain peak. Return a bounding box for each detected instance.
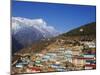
[12,17,60,47]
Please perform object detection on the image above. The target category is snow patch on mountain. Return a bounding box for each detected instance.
[12,17,59,37]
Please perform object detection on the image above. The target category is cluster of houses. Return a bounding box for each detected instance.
[12,40,96,74]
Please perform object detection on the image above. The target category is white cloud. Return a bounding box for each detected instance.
[12,17,59,36]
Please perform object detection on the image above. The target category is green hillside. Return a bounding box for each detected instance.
[62,22,96,36]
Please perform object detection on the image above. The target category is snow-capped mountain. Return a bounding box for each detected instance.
[12,17,59,46]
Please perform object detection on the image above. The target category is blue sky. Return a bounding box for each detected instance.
[12,1,96,33]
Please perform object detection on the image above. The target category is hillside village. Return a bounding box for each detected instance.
[12,37,96,74]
